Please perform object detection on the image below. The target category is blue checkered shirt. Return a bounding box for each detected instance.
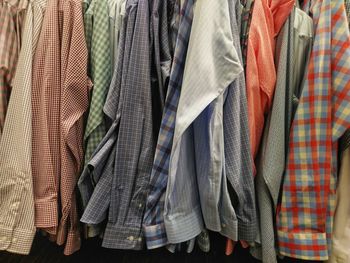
[143,0,194,249]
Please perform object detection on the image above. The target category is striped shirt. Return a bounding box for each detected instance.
[0,0,47,254]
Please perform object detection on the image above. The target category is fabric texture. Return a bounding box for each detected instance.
[56,0,90,255]
[327,147,350,263]
[245,0,294,172]
[82,0,155,250]
[143,0,194,249]
[0,0,23,138]
[277,0,350,260]
[32,0,90,255]
[250,6,313,263]
[79,0,112,210]
[32,0,62,239]
[225,0,257,242]
[0,0,47,254]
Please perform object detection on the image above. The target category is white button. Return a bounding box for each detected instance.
[127,236,134,241]
[12,202,18,208]
[138,203,142,208]
[12,237,17,243]
[222,223,226,228]
[138,237,142,242]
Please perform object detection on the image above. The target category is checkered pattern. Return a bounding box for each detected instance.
[143,0,194,249]
[81,0,112,192]
[32,0,62,238]
[57,0,90,255]
[226,0,256,242]
[0,0,22,138]
[0,0,47,254]
[277,0,350,260]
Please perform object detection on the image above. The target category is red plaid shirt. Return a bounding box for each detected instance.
[277,0,350,260]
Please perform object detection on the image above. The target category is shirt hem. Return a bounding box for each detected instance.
[277,230,328,260]
[143,222,168,249]
[164,205,203,244]
[102,223,144,250]
[0,225,35,255]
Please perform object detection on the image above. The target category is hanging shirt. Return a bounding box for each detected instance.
[0,0,47,254]
[56,0,90,255]
[277,0,350,260]
[164,0,248,244]
[0,0,22,138]
[245,0,294,170]
[142,0,194,249]
[78,0,112,219]
[32,0,62,239]
[250,6,313,263]
[82,0,155,250]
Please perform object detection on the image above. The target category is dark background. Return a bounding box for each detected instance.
[0,232,320,263]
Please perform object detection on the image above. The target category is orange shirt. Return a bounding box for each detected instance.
[245,0,294,169]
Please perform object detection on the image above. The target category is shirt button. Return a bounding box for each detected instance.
[138,203,142,208]
[12,237,17,243]
[138,237,142,242]
[127,236,134,241]
[222,223,226,228]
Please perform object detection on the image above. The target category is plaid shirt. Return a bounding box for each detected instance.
[0,0,22,138]
[80,0,111,204]
[277,0,350,260]
[143,0,194,249]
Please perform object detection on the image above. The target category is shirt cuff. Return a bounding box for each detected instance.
[278,230,328,260]
[143,222,168,249]
[0,225,35,255]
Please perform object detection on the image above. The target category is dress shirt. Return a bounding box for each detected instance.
[226,0,257,242]
[277,0,350,260]
[0,0,22,138]
[0,0,47,254]
[165,0,248,244]
[142,0,194,249]
[32,0,62,237]
[327,147,350,263]
[250,6,313,263]
[79,0,112,210]
[80,0,128,233]
[245,0,294,170]
[57,0,90,255]
[82,0,155,250]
